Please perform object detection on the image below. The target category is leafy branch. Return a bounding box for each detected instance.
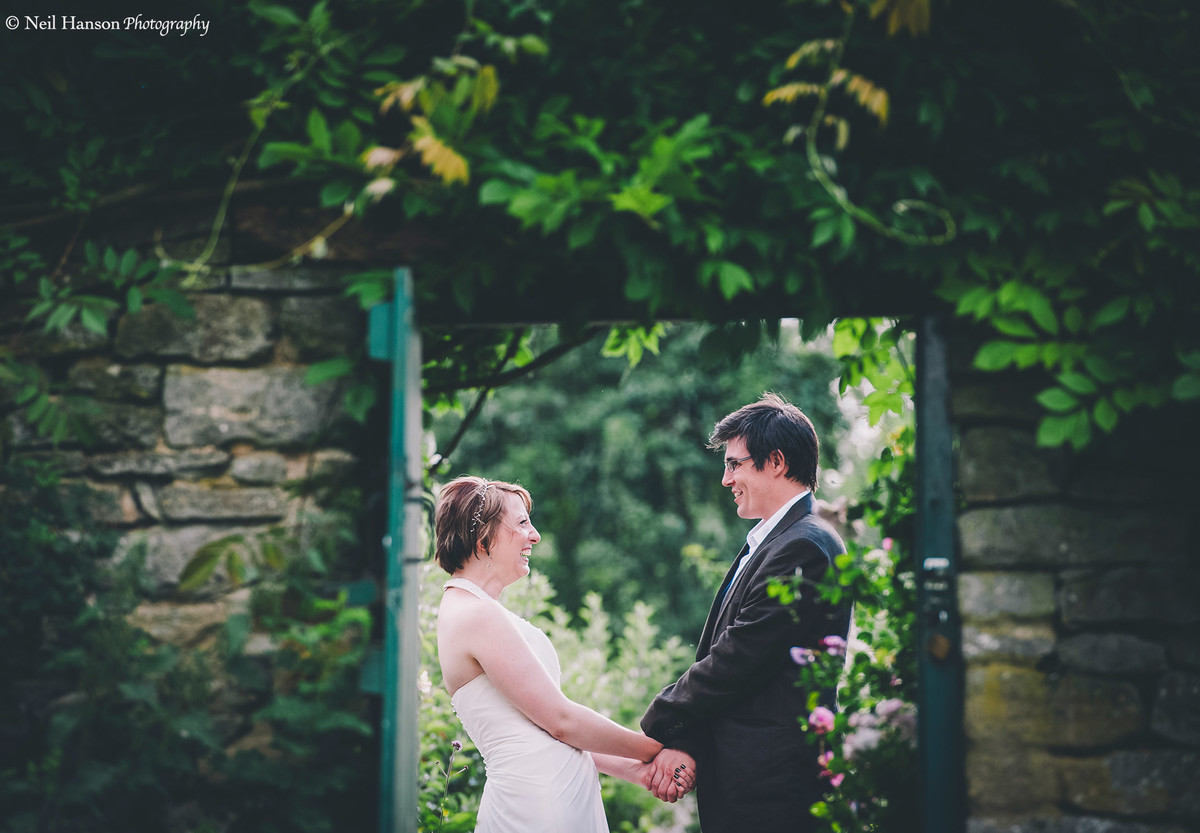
[766,2,956,248]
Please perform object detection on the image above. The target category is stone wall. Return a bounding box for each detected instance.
[952,343,1200,832]
[3,259,369,604]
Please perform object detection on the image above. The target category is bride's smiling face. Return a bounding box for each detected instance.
[488,492,540,583]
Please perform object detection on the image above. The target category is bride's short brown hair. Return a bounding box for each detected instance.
[434,475,533,574]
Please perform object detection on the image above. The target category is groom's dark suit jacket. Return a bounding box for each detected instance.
[642,494,851,833]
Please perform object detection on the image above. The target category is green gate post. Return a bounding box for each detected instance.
[368,268,423,833]
[915,315,963,833]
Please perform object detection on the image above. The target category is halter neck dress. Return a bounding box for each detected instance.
[444,577,608,833]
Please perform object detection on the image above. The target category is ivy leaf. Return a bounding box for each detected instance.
[610,184,672,220]
[1082,354,1118,383]
[343,382,377,423]
[567,214,601,251]
[79,306,108,335]
[305,357,355,386]
[118,249,138,278]
[703,223,726,255]
[716,261,755,300]
[248,1,305,28]
[1036,387,1079,413]
[1112,387,1139,412]
[954,286,993,319]
[178,540,228,592]
[1063,306,1084,334]
[811,219,838,249]
[1057,372,1097,395]
[1136,203,1155,231]
[973,340,1019,371]
[832,319,865,357]
[479,179,517,205]
[1172,373,1200,401]
[1093,397,1119,432]
[991,315,1036,338]
[27,392,51,424]
[1036,410,1085,448]
[623,267,657,302]
[1090,296,1129,330]
[1026,292,1058,334]
[331,119,362,156]
[838,213,856,249]
[307,109,332,155]
[320,180,355,207]
[519,34,549,56]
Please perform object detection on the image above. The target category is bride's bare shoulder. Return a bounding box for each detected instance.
[439,586,504,630]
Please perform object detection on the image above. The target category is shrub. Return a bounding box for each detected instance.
[1,462,377,833]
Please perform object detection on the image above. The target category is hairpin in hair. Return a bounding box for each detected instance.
[468,482,493,535]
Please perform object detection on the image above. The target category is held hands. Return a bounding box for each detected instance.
[645,748,696,803]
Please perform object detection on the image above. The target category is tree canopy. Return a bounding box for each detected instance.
[2,0,1198,447]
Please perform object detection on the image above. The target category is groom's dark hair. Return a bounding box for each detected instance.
[708,392,820,490]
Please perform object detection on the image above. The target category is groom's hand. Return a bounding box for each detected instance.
[648,748,696,802]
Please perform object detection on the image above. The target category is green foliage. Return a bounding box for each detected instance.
[0,458,117,701]
[0,467,377,833]
[0,231,188,446]
[771,422,919,833]
[3,0,1197,454]
[417,564,692,832]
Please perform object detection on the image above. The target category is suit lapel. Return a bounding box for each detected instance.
[700,495,817,654]
[697,543,748,657]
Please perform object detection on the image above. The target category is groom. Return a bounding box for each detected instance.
[641,392,852,832]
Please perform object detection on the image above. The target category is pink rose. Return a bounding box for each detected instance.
[808,706,835,734]
[829,772,845,788]
[882,537,894,551]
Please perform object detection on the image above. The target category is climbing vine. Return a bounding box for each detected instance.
[1,0,1197,449]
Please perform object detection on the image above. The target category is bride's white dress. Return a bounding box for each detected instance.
[445,578,609,833]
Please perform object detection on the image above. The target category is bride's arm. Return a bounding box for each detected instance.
[452,599,662,762]
[591,753,650,786]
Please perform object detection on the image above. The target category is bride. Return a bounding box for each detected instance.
[434,475,692,832]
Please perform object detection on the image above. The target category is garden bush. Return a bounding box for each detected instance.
[0,462,378,833]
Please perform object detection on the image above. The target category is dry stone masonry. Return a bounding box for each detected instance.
[952,329,1199,833]
[5,261,366,597]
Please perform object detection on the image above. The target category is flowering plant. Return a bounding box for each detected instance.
[782,533,920,832]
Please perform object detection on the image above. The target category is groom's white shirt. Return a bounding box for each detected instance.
[725,490,810,598]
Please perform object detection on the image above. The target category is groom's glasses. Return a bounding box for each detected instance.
[723,455,753,472]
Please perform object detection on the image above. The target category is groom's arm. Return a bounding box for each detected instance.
[641,536,835,741]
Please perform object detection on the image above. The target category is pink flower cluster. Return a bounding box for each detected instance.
[841,698,917,761]
[808,706,836,734]
[790,634,847,666]
[820,635,847,656]
[817,749,844,787]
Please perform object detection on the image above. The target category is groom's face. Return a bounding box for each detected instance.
[721,437,769,520]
